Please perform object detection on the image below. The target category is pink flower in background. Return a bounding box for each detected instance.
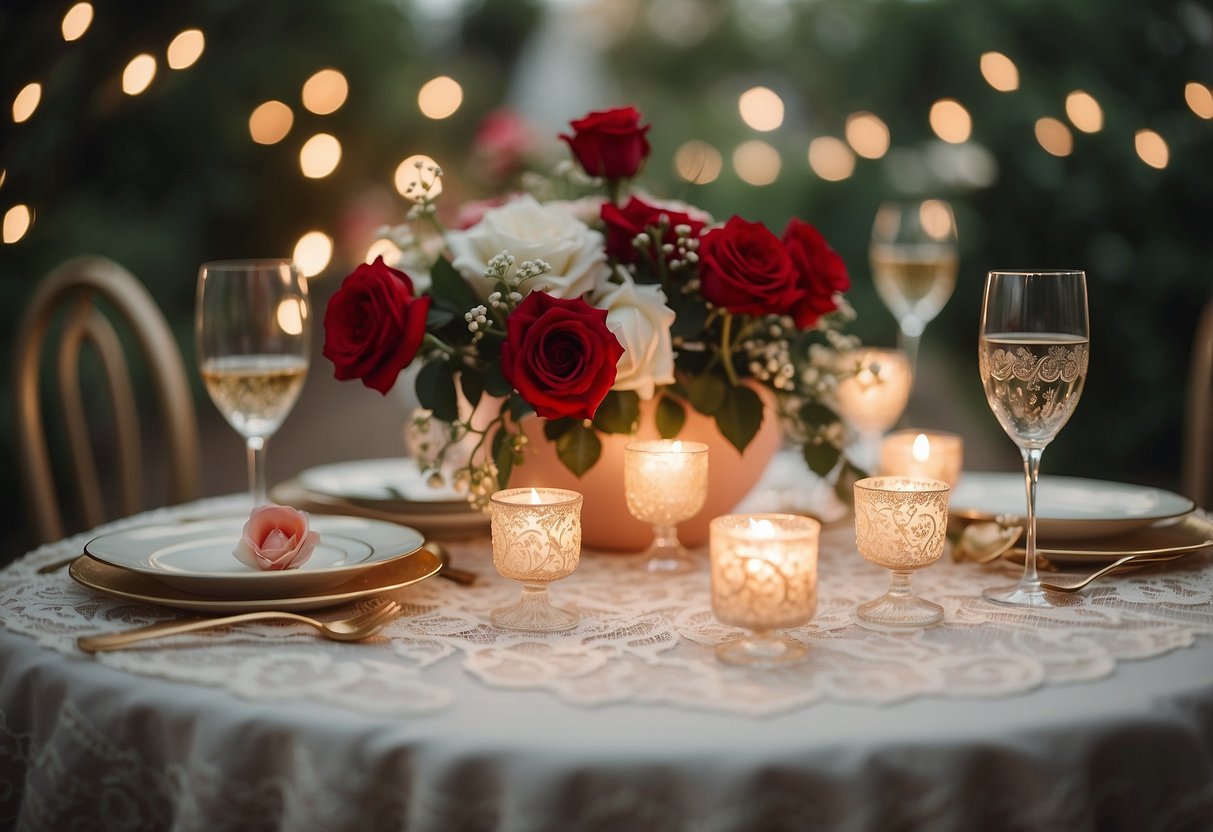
[470,109,538,185]
[234,505,320,571]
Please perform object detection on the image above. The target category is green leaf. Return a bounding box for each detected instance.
[459,370,483,411]
[833,459,867,504]
[429,256,480,315]
[803,440,842,478]
[714,384,764,453]
[507,394,532,422]
[415,360,458,422]
[425,304,456,330]
[556,422,602,477]
[543,417,575,441]
[655,395,686,439]
[592,390,640,434]
[492,428,514,489]
[667,293,708,340]
[799,400,839,428]
[482,360,514,397]
[687,373,727,414]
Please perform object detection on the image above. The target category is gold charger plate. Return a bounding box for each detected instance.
[1011,512,1213,567]
[69,548,441,613]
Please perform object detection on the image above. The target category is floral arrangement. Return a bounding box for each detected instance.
[322,106,861,507]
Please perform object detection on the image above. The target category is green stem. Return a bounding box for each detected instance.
[423,333,454,357]
[720,313,740,386]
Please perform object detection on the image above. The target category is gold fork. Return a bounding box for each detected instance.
[1039,553,1187,594]
[77,598,402,653]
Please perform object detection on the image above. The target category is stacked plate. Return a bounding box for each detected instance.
[950,472,1211,567]
[71,514,440,612]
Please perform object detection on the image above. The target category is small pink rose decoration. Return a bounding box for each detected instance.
[233,505,320,571]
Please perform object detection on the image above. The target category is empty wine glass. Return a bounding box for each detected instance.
[196,260,310,507]
[624,440,709,573]
[869,199,959,376]
[979,270,1089,607]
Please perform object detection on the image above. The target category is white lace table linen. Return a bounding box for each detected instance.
[2,496,1211,718]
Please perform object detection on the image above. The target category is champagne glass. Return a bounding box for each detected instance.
[196,260,311,507]
[869,199,959,376]
[978,270,1089,607]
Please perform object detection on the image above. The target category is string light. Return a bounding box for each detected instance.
[302,69,348,115]
[738,87,784,132]
[1034,117,1073,157]
[299,134,341,178]
[293,231,333,277]
[394,154,443,199]
[61,3,93,41]
[122,54,157,96]
[732,140,780,185]
[929,99,972,143]
[979,52,1019,92]
[12,83,41,123]
[807,136,855,181]
[3,205,33,244]
[1134,129,1168,169]
[166,30,205,70]
[673,140,722,184]
[249,101,293,145]
[1065,91,1103,133]
[845,112,890,159]
[417,76,462,120]
[1185,82,1213,119]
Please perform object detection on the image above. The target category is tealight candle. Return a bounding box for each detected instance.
[833,348,913,436]
[710,513,820,668]
[624,439,709,573]
[489,487,582,632]
[853,476,950,629]
[879,430,963,488]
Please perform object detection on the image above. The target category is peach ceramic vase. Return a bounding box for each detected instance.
[510,392,783,552]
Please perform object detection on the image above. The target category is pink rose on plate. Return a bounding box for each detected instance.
[233,505,320,571]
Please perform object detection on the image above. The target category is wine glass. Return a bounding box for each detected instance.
[490,487,582,631]
[978,270,1089,607]
[196,260,311,507]
[869,199,959,376]
[623,440,709,573]
[853,476,950,629]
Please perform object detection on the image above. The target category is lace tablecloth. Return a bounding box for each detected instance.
[2,496,1211,718]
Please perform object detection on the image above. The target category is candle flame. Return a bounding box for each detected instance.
[671,440,682,452]
[912,433,931,462]
[529,488,541,504]
[748,517,776,536]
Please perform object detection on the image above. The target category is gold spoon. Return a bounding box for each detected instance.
[953,521,1024,563]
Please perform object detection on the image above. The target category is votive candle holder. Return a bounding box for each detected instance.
[489,487,582,632]
[879,430,964,488]
[624,439,709,573]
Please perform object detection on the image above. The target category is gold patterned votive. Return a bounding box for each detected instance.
[852,476,949,629]
[833,348,913,435]
[489,487,582,631]
[624,439,709,573]
[710,513,820,667]
[879,430,964,488]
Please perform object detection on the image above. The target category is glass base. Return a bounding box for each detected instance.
[715,631,808,668]
[856,593,944,630]
[982,581,1056,608]
[490,584,578,632]
[640,527,696,574]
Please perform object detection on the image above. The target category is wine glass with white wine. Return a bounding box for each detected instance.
[869,199,959,376]
[978,270,1089,607]
[196,259,311,507]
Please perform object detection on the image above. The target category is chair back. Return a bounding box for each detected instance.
[13,256,199,543]
[1184,295,1213,509]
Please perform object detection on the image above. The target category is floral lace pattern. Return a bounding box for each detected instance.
[1,496,1211,718]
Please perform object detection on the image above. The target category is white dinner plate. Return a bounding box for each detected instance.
[950,472,1195,540]
[83,515,426,598]
[297,458,468,510]
[69,549,442,613]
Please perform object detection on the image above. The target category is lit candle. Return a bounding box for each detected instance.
[833,348,913,436]
[709,513,820,667]
[624,439,709,573]
[489,487,582,631]
[879,430,963,487]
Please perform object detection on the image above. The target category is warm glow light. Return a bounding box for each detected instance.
[912,433,930,463]
[674,140,723,184]
[1065,91,1103,133]
[979,52,1019,92]
[671,440,683,452]
[733,140,781,185]
[417,76,463,120]
[302,69,348,116]
[61,3,93,41]
[276,298,305,335]
[166,29,205,70]
[3,204,33,244]
[529,488,541,505]
[12,83,41,123]
[845,112,890,159]
[919,200,955,240]
[1185,82,1213,119]
[249,100,293,145]
[929,99,972,143]
[738,86,784,132]
[747,517,776,537]
[293,231,332,277]
[1035,117,1073,157]
[395,154,443,201]
[1135,129,1169,169]
[807,136,855,181]
[366,239,401,264]
[122,54,157,96]
[299,133,341,178]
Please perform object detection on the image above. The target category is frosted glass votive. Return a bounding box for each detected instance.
[489,487,582,632]
[879,430,963,488]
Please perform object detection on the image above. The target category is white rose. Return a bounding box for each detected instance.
[445,194,610,299]
[594,270,676,400]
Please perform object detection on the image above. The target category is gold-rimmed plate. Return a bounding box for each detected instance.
[69,548,441,613]
[1008,512,1213,567]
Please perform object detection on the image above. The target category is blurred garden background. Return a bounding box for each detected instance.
[2,0,1210,559]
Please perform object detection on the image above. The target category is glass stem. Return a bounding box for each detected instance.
[897,327,922,380]
[653,523,679,552]
[247,435,267,506]
[1020,446,1044,587]
[888,569,914,597]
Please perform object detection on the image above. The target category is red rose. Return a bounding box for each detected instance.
[322,256,431,394]
[560,106,651,181]
[600,196,707,265]
[782,218,850,329]
[698,216,801,317]
[500,292,624,421]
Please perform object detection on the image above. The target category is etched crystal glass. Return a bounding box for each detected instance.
[489,487,582,631]
[853,476,950,629]
[624,440,709,573]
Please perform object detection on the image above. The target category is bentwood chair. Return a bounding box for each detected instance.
[1183,295,1213,509]
[13,255,200,543]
